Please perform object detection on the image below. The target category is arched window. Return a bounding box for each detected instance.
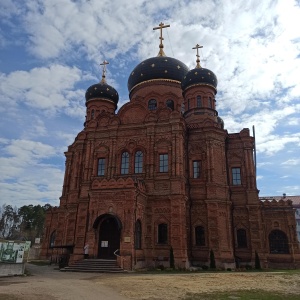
[166,99,174,110]
[135,151,143,173]
[187,99,190,110]
[97,158,106,176]
[91,109,95,119]
[195,226,205,246]
[237,229,247,248]
[196,96,202,107]
[50,230,56,248]
[158,223,168,244]
[135,220,142,249]
[208,97,213,108]
[269,230,289,254]
[148,99,157,111]
[193,161,201,178]
[121,152,129,174]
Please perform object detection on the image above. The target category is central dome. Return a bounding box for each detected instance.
[128,56,189,93]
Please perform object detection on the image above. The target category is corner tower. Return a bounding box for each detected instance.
[183,45,234,268]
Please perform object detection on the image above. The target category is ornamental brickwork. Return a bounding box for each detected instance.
[40,37,300,269]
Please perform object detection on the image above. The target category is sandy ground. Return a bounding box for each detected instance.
[0,264,128,300]
[95,271,300,299]
[1,264,300,300]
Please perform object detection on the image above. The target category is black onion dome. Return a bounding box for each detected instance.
[85,81,119,106]
[128,56,189,92]
[181,67,218,92]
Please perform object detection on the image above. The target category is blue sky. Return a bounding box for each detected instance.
[0,0,300,207]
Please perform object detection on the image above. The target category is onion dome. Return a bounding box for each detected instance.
[128,56,189,92]
[181,44,218,93]
[128,22,189,93]
[85,61,119,107]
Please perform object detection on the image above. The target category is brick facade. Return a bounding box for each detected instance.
[40,50,300,270]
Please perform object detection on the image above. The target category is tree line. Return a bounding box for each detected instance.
[0,203,51,244]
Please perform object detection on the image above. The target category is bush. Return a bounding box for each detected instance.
[170,246,175,269]
[255,251,261,270]
[201,265,209,270]
[227,268,232,271]
[245,264,252,270]
[210,249,216,269]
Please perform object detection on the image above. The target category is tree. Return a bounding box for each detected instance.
[18,204,51,244]
[0,203,51,243]
[0,204,19,239]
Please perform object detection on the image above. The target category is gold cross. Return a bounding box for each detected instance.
[153,22,170,57]
[100,60,109,83]
[192,44,203,68]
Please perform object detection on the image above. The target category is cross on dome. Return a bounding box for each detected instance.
[153,22,170,57]
[100,60,109,83]
[192,44,203,68]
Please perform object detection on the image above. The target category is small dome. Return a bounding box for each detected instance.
[128,56,189,93]
[85,81,119,106]
[181,67,218,92]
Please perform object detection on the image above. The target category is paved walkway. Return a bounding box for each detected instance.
[0,263,129,300]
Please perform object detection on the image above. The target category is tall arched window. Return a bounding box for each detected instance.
[195,226,205,246]
[269,230,289,254]
[166,99,174,110]
[91,109,95,119]
[135,220,142,249]
[158,223,168,244]
[237,229,247,248]
[50,230,56,248]
[148,99,157,111]
[135,151,143,173]
[196,96,202,107]
[121,152,129,174]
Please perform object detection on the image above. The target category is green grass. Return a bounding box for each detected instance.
[183,290,299,300]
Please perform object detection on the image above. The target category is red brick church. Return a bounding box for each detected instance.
[40,23,300,270]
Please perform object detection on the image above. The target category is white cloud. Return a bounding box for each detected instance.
[282,159,300,166]
[0,139,63,207]
[1,0,300,206]
[0,64,86,115]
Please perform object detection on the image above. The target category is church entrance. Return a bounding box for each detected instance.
[98,216,121,259]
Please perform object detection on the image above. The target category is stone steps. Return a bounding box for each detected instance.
[61,259,126,273]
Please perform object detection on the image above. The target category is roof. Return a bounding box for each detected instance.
[259,195,300,206]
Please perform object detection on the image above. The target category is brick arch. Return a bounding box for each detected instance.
[92,213,122,230]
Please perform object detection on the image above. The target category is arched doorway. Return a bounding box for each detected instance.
[94,214,121,259]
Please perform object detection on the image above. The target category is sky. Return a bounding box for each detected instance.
[0,0,300,208]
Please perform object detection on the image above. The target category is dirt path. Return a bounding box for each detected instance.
[0,264,129,300]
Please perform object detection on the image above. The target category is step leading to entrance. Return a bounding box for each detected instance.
[61,259,126,273]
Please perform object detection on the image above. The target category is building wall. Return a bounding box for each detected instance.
[40,72,300,270]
